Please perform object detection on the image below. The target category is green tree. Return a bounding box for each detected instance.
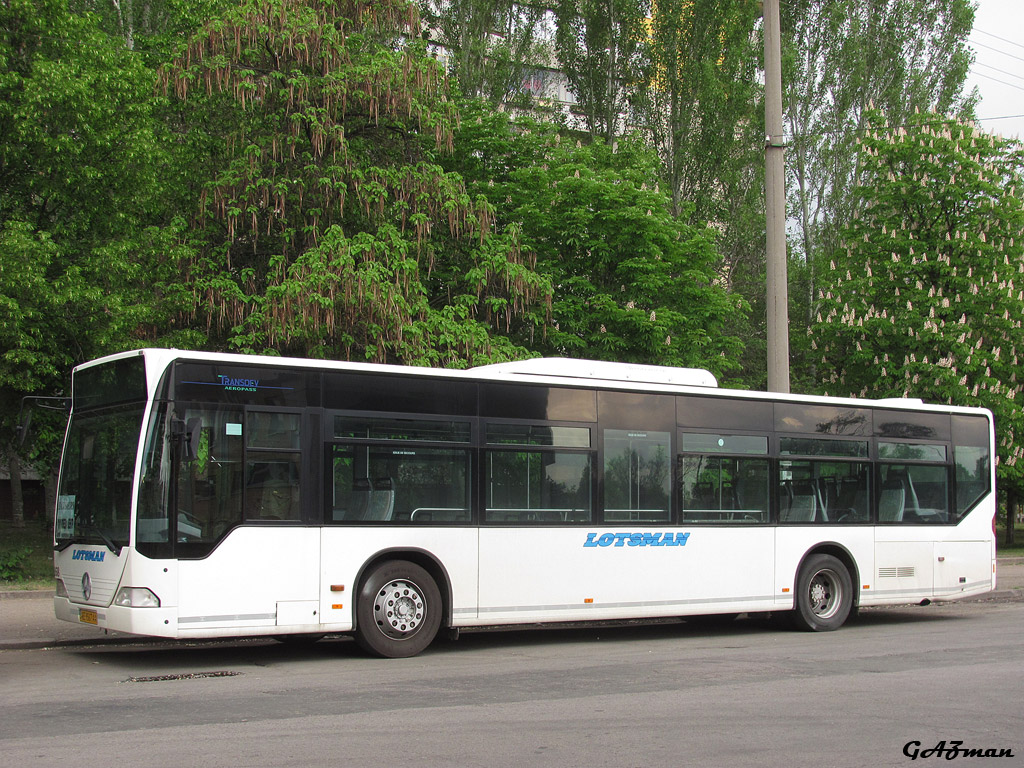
[422,0,550,105]
[447,103,746,378]
[1,0,174,522]
[555,0,649,144]
[782,0,976,332]
[810,111,1024,494]
[637,0,761,225]
[161,0,551,367]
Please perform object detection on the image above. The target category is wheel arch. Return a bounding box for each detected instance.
[352,547,454,633]
[795,542,862,608]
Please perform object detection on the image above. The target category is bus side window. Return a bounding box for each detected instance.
[245,412,302,521]
[678,433,769,524]
[604,429,670,522]
[953,414,991,520]
[878,442,950,524]
[330,443,471,524]
[679,455,769,524]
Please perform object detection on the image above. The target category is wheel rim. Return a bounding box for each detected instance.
[807,567,843,620]
[374,578,427,640]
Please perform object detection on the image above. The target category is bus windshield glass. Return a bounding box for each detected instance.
[55,357,148,552]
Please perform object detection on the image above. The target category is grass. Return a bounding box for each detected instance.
[995,527,1024,558]
[0,520,55,591]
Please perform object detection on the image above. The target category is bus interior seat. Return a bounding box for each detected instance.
[782,480,819,522]
[365,477,395,521]
[878,475,906,522]
[338,477,372,521]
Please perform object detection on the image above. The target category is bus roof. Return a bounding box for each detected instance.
[471,357,718,388]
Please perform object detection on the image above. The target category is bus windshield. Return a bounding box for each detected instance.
[55,356,148,553]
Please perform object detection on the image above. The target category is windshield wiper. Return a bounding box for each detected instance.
[54,524,123,556]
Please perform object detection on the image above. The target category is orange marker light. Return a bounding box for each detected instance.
[332,604,344,610]
[584,598,594,604]
[781,588,790,593]
[330,585,345,592]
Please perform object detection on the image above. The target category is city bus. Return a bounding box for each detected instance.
[52,349,996,657]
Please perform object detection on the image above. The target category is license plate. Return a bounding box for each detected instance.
[79,608,98,625]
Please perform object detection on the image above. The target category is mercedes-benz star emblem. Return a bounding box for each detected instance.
[82,572,92,601]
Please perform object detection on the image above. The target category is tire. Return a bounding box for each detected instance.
[792,554,853,632]
[355,560,442,658]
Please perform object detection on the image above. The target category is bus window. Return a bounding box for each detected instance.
[603,429,670,522]
[877,442,950,524]
[245,412,302,521]
[329,416,472,524]
[484,424,593,523]
[778,438,870,524]
[332,446,471,523]
[953,414,991,519]
[678,433,769,524]
[169,406,245,545]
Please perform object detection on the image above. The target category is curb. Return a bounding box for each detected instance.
[0,590,54,600]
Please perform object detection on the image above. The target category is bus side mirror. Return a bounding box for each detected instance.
[173,417,203,462]
[15,395,70,448]
[185,417,202,461]
[15,409,32,449]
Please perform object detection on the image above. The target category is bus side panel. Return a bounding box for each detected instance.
[873,532,935,604]
[176,526,320,636]
[477,527,776,624]
[318,527,480,631]
[774,528,874,609]
[933,541,994,599]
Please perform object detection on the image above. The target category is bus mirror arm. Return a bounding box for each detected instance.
[15,395,71,448]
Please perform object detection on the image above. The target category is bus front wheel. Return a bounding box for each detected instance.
[355,560,442,658]
[792,554,853,632]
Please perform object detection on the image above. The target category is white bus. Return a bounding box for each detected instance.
[53,349,996,657]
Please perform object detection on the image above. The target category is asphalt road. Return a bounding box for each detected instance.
[1,599,1022,768]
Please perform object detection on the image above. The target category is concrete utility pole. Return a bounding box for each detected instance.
[763,0,790,393]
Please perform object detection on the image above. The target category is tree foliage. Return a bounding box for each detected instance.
[555,0,649,144]
[423,0,551,105]
[447,103,746,378]
[782,0,976,266]
[0,0,172,471]
[161,0,550,366]
[638,0,761,224]
[811,111,1024,491]
[783,0,976,392]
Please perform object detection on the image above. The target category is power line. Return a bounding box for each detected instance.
[971,70,1024,94]
[974,28,1024,52]
[975,61,1024,84]
[970,39,1024,64]
[975,113,1024,123]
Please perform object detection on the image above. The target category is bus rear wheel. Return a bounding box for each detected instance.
[355,560,442,658]
[792,554,853,632]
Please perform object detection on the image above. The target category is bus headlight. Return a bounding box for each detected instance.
[114,587,161,608]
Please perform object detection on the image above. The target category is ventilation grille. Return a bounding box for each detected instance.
[878,566,916,579]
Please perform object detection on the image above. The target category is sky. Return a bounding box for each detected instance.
[965,0,1024,140]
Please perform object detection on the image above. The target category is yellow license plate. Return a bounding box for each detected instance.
[79,609,98,625]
